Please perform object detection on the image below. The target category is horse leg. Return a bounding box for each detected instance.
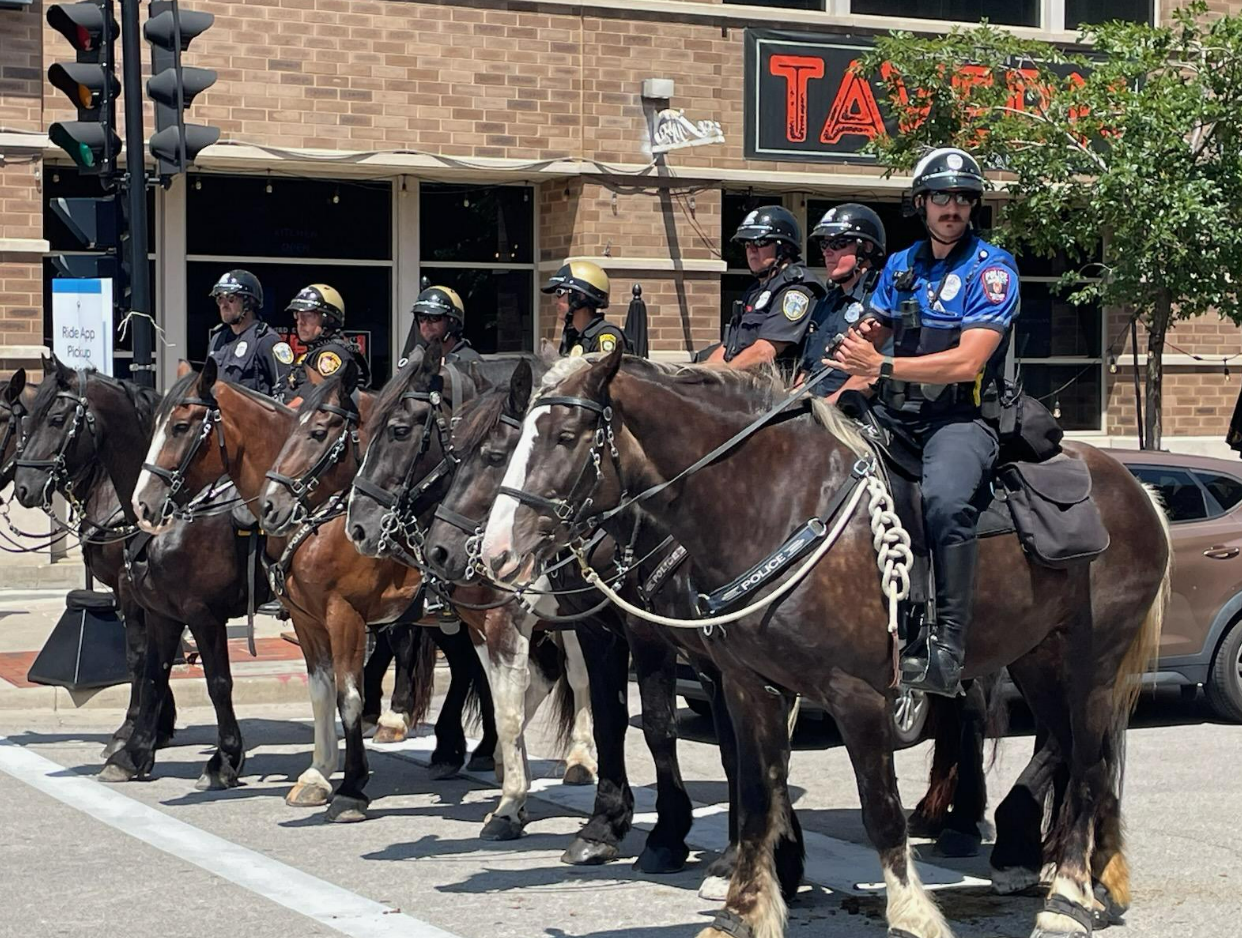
[100,613,183,782]
[908,696,959,838]
[374,624,418,744]
[700,663,742,900]
[101,599,150,759]
[361,626,394,739]
[935,680,988,858]
[558,629,599,785]
[429,627,472,779]
[325,602,371,823]
[476,606,535,840]
[187,616,246,791]
[629,625,693,875]
[466,637,499,773]
[695,670,801,938]
[832,677,952,938]
[562,621,633,866]
[286,617,338,808]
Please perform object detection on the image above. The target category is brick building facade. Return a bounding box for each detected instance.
[2,0,1240,453]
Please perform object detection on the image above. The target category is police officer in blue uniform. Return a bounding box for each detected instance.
[710,206,824,372]
[833,147,1020,697]
[795,204,887,403]
[207,270,292,397]
[400,285,482,366]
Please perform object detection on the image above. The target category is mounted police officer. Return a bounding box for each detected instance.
[207,270,292,397]
[709,205,824,372]
[544,260,628,356]
[282,283,370,402]
[795,204,887,403]
[399,285,482,365]
[832,147,1020,698]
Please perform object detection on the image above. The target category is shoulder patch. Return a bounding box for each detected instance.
[597,332,619,353]
[316,350,342,375]
[782,290,810,321]
[273,342,294,365]
[981,266,1012,304]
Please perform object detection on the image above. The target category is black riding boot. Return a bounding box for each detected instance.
[903,539,977,698]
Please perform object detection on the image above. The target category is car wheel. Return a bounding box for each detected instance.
[892,687,930,748]
[1205,618,1242,723]
[684,697,713,719]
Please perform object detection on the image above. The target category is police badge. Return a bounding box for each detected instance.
[844,301,863,323]
[233,341,248,358]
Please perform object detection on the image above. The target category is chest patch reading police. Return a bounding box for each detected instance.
[317,351,342,375]
[754,290,771,310]
[233,340,248,358]
[597,333,618,353]
[939,274,962,301]
[273,342,294,365]
[982,267,1011,304]
[782,291,809,321]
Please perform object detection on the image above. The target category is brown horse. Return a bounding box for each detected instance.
[481,352,1170,938]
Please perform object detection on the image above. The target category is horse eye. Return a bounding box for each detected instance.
[310,429,328,442]
[485,450,506,466]
[173,422,191,435]
[391,425,411,441]
[557,430,576,445]
[49,414,66,428]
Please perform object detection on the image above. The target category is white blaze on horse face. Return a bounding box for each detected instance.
[481,405,549,566]
[133,418,170,531]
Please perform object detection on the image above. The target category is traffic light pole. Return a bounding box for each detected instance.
[119,0,154,387]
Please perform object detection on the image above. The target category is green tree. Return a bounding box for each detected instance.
[860,2,1242,449]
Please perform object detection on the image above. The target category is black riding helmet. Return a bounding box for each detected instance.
[810,203,887,259]
[731,205,802,259]
[412,286,465,332]
[209,269,264,311]
[911,147,987,198]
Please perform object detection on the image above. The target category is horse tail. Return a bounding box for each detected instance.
[1112,482,1171,723]
[547,636,578,757]
[462,654,485,733]
[408,625,438,729]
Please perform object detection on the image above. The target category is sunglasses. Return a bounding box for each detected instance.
[928,191,978,207]
[821,237,857,251]
[745,239,775,249]
[554,287,573,298]
[416,313,446,323]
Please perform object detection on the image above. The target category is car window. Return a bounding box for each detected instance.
[1127,466,1208,522]
[1194,471,1242,514]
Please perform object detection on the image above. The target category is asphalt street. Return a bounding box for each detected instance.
[0,687,1237,938]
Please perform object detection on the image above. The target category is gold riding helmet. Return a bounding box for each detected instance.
[542,260,610,310]
[286,283,346,328]
[412,285,466,329]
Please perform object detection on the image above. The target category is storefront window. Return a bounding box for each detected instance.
[419,267,534,354]
[1066,0,1152,27]
[724,0,822,8]
[851,0,1038,26]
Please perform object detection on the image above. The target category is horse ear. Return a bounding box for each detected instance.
[338,357,359,398]
[176,360,192,379]
[583,346,623,399]
[4,369,26,404]
[305,366,326,387]
[51,352,75,387]
[420,338,443,373]
[467,360,493,392]
[507,358,533,415]
[198,357,218,398]
[537,337,559,366]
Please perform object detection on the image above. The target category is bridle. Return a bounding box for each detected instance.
[264,400,360,525]
[140,393,232,526]
[350,371,461,559]
[0,394,28,480]
[496,394,623,541]
[14,369,97,513]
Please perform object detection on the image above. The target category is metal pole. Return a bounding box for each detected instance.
[119,0,154,387]
[1130,316,1144,450]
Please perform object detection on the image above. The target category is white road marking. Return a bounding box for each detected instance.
[0,736,464,938]
[368,728,991,896]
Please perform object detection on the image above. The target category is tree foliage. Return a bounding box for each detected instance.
[859,2,1242,447]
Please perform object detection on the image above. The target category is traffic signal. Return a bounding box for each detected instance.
[145,1,220,176]
[46,2,120,176]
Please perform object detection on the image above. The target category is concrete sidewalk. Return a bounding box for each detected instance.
[0,589,316,711]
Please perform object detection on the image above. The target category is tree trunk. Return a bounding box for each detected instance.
[1144,289,1173,451]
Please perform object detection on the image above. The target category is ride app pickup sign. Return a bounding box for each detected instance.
[52,279,114,376]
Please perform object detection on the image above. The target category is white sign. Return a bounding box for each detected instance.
[52,278,113,376]
[651,108,725,154]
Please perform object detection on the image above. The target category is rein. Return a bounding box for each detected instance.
[264,401,361,526]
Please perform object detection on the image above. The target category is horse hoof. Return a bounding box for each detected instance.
[561,763,595,786]
[195,770,237,791]
[325,795,369,823]
[154,732,175,751]
[372,725,407,745]
[633,843,689,874]
[361,719,378,740]
[907,811,944,839]
[98,762,137,783]
[286,782,331,807]
[991,865,1041,895]
[1029,930,1089,938]
[561,837,618,866]
[99,737,126,760]
[935,827,981,858]
[698,875,731,902]
[480,814,525,841]
[427,761,463,781]
[466,752,495,773]
[1094,882,1127,927]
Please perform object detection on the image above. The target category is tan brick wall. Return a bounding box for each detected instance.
[0,1,41,133]
[0,254,42,348]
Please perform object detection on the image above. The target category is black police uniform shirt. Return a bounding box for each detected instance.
[797,278,876,397]
[284,332,370,401]
[399,328,483,366]
[724,263,824,363]
[559,315,628,357]
[207,319,292,397]
[868,233,1020,418]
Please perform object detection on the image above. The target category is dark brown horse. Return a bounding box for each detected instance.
[481,352,1169,938]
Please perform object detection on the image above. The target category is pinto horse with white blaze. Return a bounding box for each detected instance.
[481,350,1170,938]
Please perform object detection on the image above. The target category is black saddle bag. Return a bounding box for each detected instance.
[997,382,1064,463]
[998,453,1109,568]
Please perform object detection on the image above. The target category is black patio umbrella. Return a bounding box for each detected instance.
[622,283,649,359]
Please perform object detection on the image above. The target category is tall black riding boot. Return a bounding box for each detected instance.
[903,539,977,698]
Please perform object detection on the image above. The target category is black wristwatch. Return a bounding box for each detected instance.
[879,357,895,380]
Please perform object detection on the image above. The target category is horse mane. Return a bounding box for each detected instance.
[450,388,509,456]
[537,355,868,456]
[295,372,354,417]
[155,371,200,421]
